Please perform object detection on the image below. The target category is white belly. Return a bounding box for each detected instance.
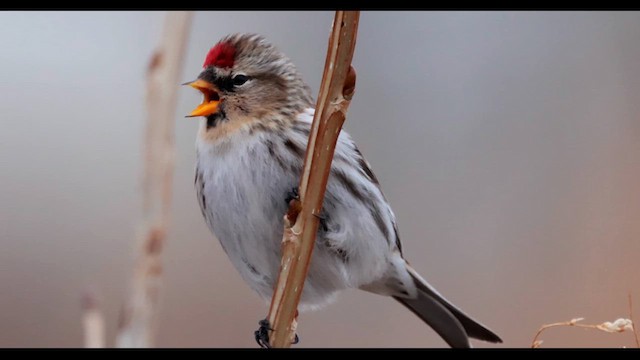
[196,130,348,309]
[195,111,399,310]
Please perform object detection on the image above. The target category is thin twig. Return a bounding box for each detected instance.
[629,293,640,348]
[532,318,588,348]
[531,316,636,348]
[115,11,193,348]
[265,11,360,348]
[82,292,106,348]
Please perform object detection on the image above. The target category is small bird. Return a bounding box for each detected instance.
[185,33,501,348]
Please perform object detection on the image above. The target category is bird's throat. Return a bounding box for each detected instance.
[206,111,226,130]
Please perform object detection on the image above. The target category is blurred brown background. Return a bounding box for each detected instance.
[1,11,639,348]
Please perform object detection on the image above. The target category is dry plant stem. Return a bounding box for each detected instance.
[115,11,193,348]
[82,294,106,348]
[531,314,638,348]
[531,319,596,348]
[266,11,360,348]
[630,294,640,348]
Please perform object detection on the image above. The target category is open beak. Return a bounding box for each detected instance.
[184,79,220,117]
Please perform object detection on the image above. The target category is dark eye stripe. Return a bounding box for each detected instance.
[213,75,250,93]
[214,76,235,93]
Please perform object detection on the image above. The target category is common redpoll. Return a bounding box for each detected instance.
[185,33,502,348]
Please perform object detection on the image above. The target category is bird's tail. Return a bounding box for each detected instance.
[393,264,502,348]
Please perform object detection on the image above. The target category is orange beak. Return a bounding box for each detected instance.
[184,79,220,117]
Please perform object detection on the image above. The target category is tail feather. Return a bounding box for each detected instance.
[395,265,502,347]
[394,293,471,348]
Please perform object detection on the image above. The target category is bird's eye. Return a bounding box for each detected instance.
[232,74,249,86]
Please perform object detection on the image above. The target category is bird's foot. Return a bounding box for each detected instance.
[255,319,272,348]
[254,318,300,348]
[285,187,302,223]
[286,187,328,232]
[285,187,300,205]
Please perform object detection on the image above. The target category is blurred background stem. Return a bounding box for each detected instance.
[116,11,193,348]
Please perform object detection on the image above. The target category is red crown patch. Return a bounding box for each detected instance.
[203,42,236,69]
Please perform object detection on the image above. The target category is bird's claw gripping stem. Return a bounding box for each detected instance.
[255,319,272,348]
[285,187,300,205]
[254,318,300,348]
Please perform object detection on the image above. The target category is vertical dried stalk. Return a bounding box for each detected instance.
[82,293,106,348]
[266,11,360,348]
[630,294,640,348]
[116,11,193,348]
